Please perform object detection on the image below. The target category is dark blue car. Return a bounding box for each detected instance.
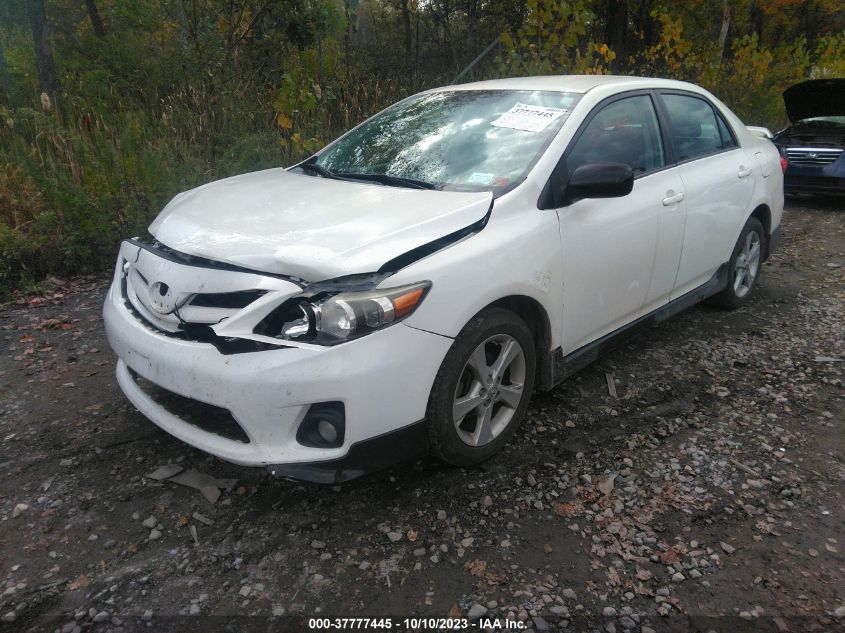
[774,79,845,196]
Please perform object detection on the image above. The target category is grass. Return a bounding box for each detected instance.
[0,72,415,295]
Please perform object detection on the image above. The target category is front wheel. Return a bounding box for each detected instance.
[707,216,766,310]
[426,308,536,466]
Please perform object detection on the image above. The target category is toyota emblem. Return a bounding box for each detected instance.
[148,281,178,314]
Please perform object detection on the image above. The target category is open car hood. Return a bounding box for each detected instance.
[783,79,845,122]
[149,168,492,281]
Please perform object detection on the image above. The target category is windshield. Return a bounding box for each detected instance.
[796,116,845,128]
[310,90,582,192]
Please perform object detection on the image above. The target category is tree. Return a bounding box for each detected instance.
[716,0,731,66]
[605,0,628,71]
[400,0,412,67]
[748,0,763,39]
[84,0,106,37]
[0,38,11,101]
[26,0,60,98]
[466,0,479,56]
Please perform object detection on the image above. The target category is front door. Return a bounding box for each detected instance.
[556,93,683,354]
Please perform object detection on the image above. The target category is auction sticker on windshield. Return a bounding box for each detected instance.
[491,103,569,133]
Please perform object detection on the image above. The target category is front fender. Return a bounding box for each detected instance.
[385,207,563,350]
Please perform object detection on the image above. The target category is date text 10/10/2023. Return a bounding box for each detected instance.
[307,617,528,630]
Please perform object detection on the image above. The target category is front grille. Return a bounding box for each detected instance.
[128,369,250,443]
[125,268,266,328]
[189,290,267,309]
[116,241,300,353]
[785,147,842,166]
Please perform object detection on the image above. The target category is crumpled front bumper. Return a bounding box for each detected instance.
[102,246,452,477]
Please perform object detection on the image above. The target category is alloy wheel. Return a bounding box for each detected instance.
[452,334,526,447]
[734,229,761,298]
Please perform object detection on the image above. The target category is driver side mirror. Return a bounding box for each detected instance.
[558,162,634,204]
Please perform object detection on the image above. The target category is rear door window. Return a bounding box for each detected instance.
[661,94,729,161]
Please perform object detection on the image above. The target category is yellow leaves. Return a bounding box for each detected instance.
[496,0,614,75]
[814,32,845,77]
[464,559,487,577]
[464,559,507,587]
[553,501,582,517]
[279,131,323,161]
[276,113,293,130]
[630,10,692,79]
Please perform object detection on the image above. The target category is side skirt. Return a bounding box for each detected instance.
[545,263,729,388]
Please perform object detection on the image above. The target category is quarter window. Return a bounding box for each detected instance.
[567,95,666,177]
[716,114,737,149]
[662,94,730,160]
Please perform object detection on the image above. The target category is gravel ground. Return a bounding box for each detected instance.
[1,199,843,633]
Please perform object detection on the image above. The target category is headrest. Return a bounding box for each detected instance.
[675,117,701,137]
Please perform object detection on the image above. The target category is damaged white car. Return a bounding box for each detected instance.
[104,75,783,483]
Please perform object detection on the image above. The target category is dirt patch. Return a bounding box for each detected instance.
[1,199,843,632]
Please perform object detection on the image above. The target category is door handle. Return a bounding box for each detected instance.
[737,166,752,178]
[662,192,685,206]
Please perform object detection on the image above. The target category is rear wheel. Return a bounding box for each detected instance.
[707,216,765,310]
[426,308,535,466]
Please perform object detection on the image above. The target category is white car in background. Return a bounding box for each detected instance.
[103,75,784,483]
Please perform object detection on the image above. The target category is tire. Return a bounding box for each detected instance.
[426,307,536,466]
[706,216,766,310]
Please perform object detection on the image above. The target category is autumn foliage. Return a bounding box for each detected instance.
[0,0,843,292]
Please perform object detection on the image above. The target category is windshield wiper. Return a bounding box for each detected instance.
[299,162,340,179]
[335,172,438,190]
[299,162,437,190]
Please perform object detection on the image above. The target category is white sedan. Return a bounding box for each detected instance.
[103,75,784,482]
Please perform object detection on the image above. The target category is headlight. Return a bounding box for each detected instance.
[255,281,431,345]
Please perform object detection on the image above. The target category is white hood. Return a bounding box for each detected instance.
[149,168,492,281]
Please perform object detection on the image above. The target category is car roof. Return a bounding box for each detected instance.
[435,75,697,94]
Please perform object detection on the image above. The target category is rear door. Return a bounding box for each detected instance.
[555,92,685,353]
[658,92,755,298]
